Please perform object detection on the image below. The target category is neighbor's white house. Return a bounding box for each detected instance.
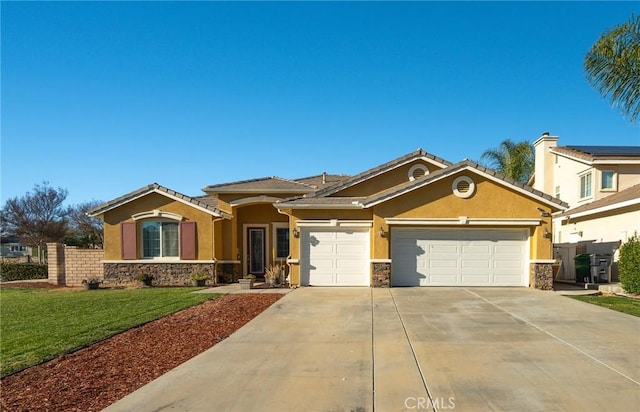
[532,132,640,280]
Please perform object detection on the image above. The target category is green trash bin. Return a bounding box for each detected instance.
[574,253,591,282]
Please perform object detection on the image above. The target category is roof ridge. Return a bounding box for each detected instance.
[309,148,451,198]
[272,176,316,189]
[203,176,276,191]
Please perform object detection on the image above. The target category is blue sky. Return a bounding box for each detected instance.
[2,1,639,206]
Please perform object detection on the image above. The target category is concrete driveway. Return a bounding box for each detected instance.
[105,288,640,412]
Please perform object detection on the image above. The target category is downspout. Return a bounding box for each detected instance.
[276,205,296,288]
[211,216,226,284]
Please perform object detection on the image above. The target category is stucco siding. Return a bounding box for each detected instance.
[556,206,640,244]
[333,160,443,197]
[102,192,215,260]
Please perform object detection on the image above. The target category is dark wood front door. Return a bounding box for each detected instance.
[247,227,266,276]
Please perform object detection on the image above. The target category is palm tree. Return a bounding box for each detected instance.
[480,139,534,184]
[584,14,640,123]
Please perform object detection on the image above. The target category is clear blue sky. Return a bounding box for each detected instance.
[2,1,639,206]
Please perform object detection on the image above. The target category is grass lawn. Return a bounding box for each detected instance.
[0,287,219,377]
[570,295,640,317]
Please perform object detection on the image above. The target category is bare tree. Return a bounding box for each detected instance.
[1,182,69,262]
[67,200,104,249]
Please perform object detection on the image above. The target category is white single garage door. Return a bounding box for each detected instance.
[300,228,370,286]
[391,228,527,287]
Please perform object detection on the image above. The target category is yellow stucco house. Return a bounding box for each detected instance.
[88,149,568,289]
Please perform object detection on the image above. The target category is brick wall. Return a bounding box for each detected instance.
[47,243,104,286]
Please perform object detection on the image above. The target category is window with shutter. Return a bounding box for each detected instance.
[121,222,137,259]
[180,221,197,260]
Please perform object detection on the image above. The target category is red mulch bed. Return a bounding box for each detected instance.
[1,293,283,412]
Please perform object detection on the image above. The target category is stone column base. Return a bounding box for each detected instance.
[530,262,554,290]
[372,262,391,287]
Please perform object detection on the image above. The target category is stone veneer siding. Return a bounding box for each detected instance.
[216,262,240,284]
[103,262,216,287]
[530,262,554,290]
[372,262,391,287]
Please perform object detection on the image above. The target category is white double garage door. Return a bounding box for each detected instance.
[300,227,528,287]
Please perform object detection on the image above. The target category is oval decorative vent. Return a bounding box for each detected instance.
[452,176,475,198]
[408,164,429,181]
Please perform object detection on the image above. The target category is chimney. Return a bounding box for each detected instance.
[322,172,327,184]
[533,131,559,194]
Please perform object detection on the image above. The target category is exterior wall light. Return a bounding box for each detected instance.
[292,227,300,238]
[379,227,388,238]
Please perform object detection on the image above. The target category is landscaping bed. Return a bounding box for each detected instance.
[1,293,283,412]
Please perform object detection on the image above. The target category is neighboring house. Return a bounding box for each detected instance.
[89,149,567,288]
[0,236,33,261]
[532,133,640,280]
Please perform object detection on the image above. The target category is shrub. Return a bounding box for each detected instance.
[619,234,640,294]
[0,263,48,282]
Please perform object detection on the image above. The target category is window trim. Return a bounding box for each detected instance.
[600,170,617,192]
[272,222,290,261]
[140,219,180,260]
[579,171,593,200]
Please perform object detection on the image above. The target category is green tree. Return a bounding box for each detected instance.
[480,139,534,184]
[619,233,640,294]
[584,14,640,123]
[1,182,69,262]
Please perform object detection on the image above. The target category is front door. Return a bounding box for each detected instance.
[247,227,266,276]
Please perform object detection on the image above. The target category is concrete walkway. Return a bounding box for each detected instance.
[104,287,640,412]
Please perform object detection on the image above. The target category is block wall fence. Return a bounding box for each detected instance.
[47,243,104,286]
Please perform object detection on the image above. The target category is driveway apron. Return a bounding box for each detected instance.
[104,287,640,412]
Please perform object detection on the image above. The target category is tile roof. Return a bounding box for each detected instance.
[308,148,452,198]
[294,174,351,188]
[87,183,228,218]
[558,183,640,218]
[202,176,317,193]
[276,196,367,208]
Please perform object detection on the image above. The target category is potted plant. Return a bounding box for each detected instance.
[82,277,101,290]
[135,273,154,287]
[239,274,255,290]
[189,269,210,287]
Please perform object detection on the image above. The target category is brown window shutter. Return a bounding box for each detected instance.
[121,222,137,260]
[180,221,197,260]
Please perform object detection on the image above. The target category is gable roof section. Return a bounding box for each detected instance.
[278,161,568,211]
[363,160,568,210]
[308,148,452,198]
[202,176,317,194]
[87,183,229,218]
[550,146,640,165]
[557,183,640,219]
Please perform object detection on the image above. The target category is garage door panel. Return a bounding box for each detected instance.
[462,244,491,254]
[392,228,527,287]
[301,228,370,286]
[461,259,490,268]
[429,259,458,268]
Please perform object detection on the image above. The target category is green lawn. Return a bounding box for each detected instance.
[0,287,219,377]
[570,295,640,317]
